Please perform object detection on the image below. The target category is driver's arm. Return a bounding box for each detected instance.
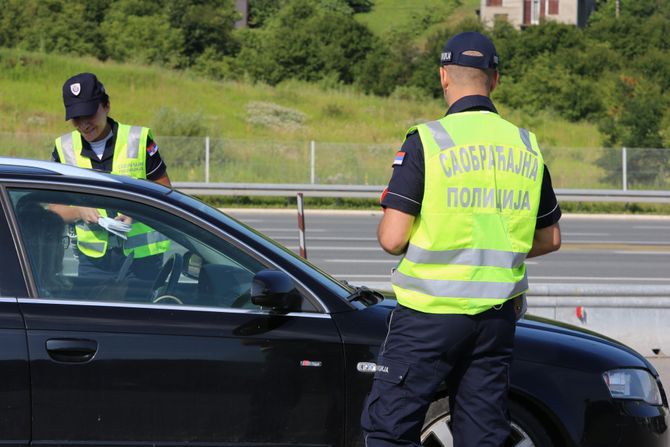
[48,204,100,224]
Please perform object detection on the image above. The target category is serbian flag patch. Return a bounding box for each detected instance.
[147,141,159,156]
[392,151,406,166]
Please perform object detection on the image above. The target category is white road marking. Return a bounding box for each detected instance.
[563,232,611,236]
[633,225,670,230]
[613,251,670,255]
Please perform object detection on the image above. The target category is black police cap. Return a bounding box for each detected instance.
[62,73,107,120]
[440,32,499,69]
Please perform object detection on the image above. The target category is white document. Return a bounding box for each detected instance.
[97,216,132,240]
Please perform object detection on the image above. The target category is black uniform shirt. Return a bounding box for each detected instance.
[381,95,561,229]
[52,118,167,181]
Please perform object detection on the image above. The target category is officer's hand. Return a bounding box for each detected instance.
[115,214,133,225]
[78,207,100,224]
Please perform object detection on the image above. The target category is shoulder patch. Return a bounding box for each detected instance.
[147,141,159,156]
[393,151,406,166]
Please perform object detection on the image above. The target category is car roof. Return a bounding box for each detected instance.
[0,156,121,183]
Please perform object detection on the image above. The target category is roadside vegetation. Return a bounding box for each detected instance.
[0,48,603,189]
[0,0,668,210]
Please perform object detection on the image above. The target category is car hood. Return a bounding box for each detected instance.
[374,296,656,375]
[517,315,656,372]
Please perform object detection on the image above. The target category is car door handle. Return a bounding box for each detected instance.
[46,339,98,363]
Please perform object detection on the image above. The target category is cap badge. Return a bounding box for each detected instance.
[70,83,81,96]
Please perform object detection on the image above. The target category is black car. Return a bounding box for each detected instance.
[0,157,666,447]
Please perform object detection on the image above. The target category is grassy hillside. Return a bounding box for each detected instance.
[355,0,481,40]
[0,48,607,187]
[0,49,451,141]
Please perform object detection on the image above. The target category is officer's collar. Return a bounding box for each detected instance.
[446,95,498,116]
[80,117,118,159]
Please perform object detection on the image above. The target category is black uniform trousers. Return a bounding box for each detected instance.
[361,299,517,447]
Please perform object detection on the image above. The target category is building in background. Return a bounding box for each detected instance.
[480,0,596,28]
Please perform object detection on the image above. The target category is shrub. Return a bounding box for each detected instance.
[245,102,308,130]
[152,108,208,137]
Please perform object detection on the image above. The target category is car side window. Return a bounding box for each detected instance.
[8,188,293,310]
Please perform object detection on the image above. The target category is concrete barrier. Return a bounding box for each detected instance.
[526,284,670,356]
[362,282,670,356]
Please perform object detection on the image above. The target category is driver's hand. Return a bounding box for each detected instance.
[115,214,133,225]
[78,207,100,224]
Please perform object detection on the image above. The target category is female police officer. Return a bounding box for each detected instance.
[50,72,171,281]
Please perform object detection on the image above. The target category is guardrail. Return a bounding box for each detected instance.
[173,182,670,203]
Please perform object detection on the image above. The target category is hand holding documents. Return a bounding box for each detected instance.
[97,216,132,240]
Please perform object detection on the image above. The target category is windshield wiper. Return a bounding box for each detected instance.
[346,285,384,305]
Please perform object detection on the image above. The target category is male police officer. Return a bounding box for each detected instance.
[361,32,561,446]
[50,72,171,280]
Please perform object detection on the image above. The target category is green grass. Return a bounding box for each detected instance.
[355,0,481,40]
[0,49,446,142]
[0,47,617,189]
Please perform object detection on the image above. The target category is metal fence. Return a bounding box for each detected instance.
[2,132,669,190]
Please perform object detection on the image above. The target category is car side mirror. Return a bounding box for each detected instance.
[251,270,301,311]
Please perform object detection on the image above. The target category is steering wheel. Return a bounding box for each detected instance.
[150,253,184,302]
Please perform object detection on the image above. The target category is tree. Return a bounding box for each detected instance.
[13,0,108,57]
[247,0,287,28]
[590,0,670,20]
[355,32,419,96]
[597,75,670,187]
[347,0,373,12]
[166,0,239,66]
[0,0,31,48]
[237,0,375,85]
[101,0,184,67]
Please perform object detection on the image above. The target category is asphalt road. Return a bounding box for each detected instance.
[227,209,670,392]
[225,210,670,287]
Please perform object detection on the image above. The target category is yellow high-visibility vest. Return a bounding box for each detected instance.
[55,124,169,259]
[392,111,544,315]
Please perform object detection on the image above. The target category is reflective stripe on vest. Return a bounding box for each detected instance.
[392,112,544,315]
[76,240,106,254]
[425,120,455,150]
[519,128,538,156]
[127,126,142,159]
[59,133,78,166]
[404,244,527,269]
[55,125,168,259]
[124,230,170,250]
[75,216,108,258]
[393,270,528,300]
[123,224,171,259]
